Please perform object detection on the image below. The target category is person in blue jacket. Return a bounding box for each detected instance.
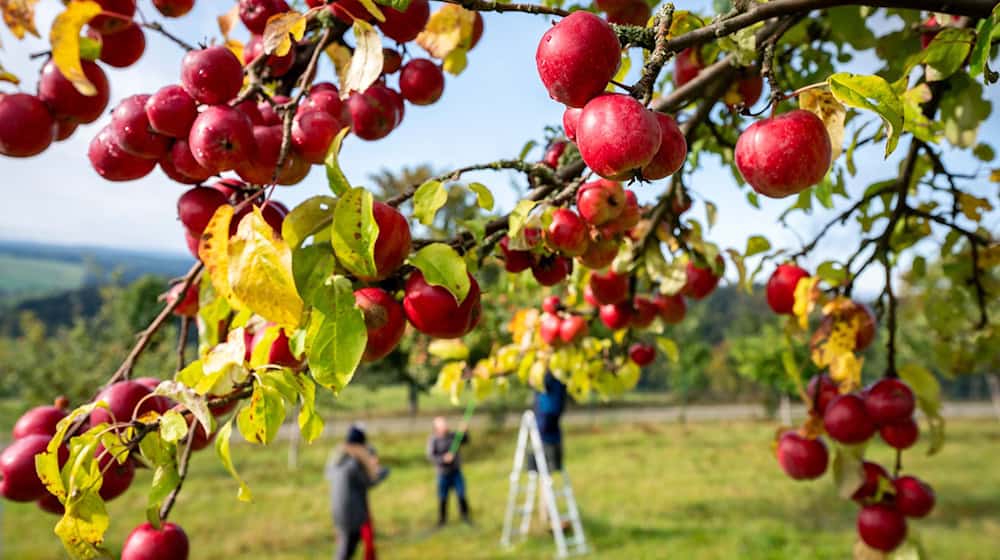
[529,372,568,472]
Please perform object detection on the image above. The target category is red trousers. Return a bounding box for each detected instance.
[360,516,376,560]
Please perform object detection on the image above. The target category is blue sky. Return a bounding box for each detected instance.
[1,1,997,296]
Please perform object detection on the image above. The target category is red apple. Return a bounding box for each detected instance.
[165,139,214,182]
[641,112,687,180]
[54,117,76,141]
[852,461,889,502]
[857,504,907,552]
[499,236,535,273]
[399,59,445,106]
[597,0,651,26]
[121,522,190,560]
[353,202,411,282]
[578,235,619,270]
[244,33,294,77]
[469,12,484,49]
[542,140,567,169]
[545,208,589,257]
[292,110,342,163]
[12,405,67,440]
[735,109,832,199]
[96,444,134,501]
[239,0,290,34]
[90,0,136,35]
[96,22,146,68]
[377,0,429,42]
[673,47,704,87]
[536,11,620,107]
[153,0,195,17]
[90,380,158,427]
[628,342,655,366]
[823,394,876,444]
[631,296,659,329]
[577,93,661,179]
[682,256,723,300]
[236,125,284,184]
[167,281,199,317]
[576,179,625,226]
[180,46,244,105]
[355,287,407,362]
[178,186,230,236]
[0,93,55,157]
[600,190,640,236]
[37,59,109,124]
[37,492,64,515]
[894,476,935,518]
[559,314,588,344]
[110,95,170,160]
[382,48,402,74]
[654,293,686,324]
[540,312,563,346]
[188,105,256,173]
[403,271,482,339]
[599,301,632,330]
[776,432,828,480]
[865,378,915,425]
[880,417,919,450]
[88,128,158,181]
[0,435,68,502]
[563,107,582,141]
[348,88,395,141]
[145,85,198,138]
[766,263,809,315]
[531,255,572,286]
[589,270,629,305]
[806,374,839,415]
[301,86,351,126]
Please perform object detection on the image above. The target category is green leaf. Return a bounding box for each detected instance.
[305,275,368,392]
[921,28,976,82]
[457,217,488,242]
[816,261,848,285]
[898,363,946,455]
[283,196,336,248]
[429,339,470,360]
[413,180,448,226]
[324,128,353,196]
[145,464,180,528]
[744,235,771,257]
[215,419,253,502]
[374,0,412,11]
[79,35,102,61]
[159,410,189,443]
[408,243,470,303]
[293,375,324,443]
[832,444,865,499]
[330,187,380,280]
[153,380,213,437]
[292,243,337,308]
[972,143,995,162]
[138,431,176,467]
[970,6,1000,80]
[506,199,538,250]
[828,72,904,157]
[656,337,679,363]
[518,140,537,161]
[467,182,494,211]
[237,383,286,445]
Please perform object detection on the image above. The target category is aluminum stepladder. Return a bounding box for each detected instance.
[500,410,588,558]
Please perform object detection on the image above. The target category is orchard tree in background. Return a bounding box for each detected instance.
[0,0,998,557]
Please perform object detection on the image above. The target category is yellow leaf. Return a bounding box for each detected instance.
[262,10,307,57]
[800,89,846,161]
[50,0,102,96]
[442,48,467,76]
[0,61,19,84]
[828,351,863,391]
[416,4,475,59]
[355,0,385,22]
[793,276,820,329]
[228,208,304,329]
[2,0,40,39]
[341,20,383,96]
[200,205,239,308]
[957,192,993,221]
[990,169,1000,182]
[217,4,244,61]
[325,43,353,91]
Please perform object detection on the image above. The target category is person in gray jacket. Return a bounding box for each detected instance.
[325,424,389,560]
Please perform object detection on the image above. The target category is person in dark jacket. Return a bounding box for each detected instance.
[326,424,389,560]
[426,416,471,526]
[530,372,568,472]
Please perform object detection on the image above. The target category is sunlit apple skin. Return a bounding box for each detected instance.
[12,405,67,440]
[599,190,639,236]
[403,272,482,339]
[545,208,589,257]
[654,293,686,324]
[864,378,915,424]
[239,0,290,34]
[775,432,828,480]
[540,312,564,347]
[628,342,655,365]
[110,95,170,160]
[542,296,561,314]
[0,435,68,502]
[291,110,342,163]
[682,256,723,300]
[535,11,621,108]
[735,109,832,199]
[576,179,625,226]
[806,374,839,415]
[630,297,659,329]
[641,112,687,180]
[823,394,876,444]
[188,106,256,174]
[0,93,55,158]
[599,302,633,330]
[349,88,395,141]
[857,504,907,552]
[146,85,198,139]
[766,263,810,315]
[559,314,589,344]
[880,417,919,450]
[180,46,244,105]
[399,59,445,106]
[589,270,629,305]
[894,476,935,518]
[355,287,407,362]
[852,461,889,502]
[38,60,109,124]
[531,255,572,286]
[88,128,158,182]
[236,125,284,184]
[121,522,190,560]
[577,94,661,179]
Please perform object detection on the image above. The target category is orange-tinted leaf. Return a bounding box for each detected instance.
[262,10,308,57]
[217,4,244,60]
[50,0,102,96]
[416,4,475,59]
[2,0,40,40]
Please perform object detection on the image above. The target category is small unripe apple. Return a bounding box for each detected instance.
[654,293,686,324]
[775,432,828,480]
[735,109,832,199]
[576,179,625,226]
[880,417,919,450]
[631,297,659,329]
[852,461,889,502]
[577,94,661,179]
[499,236,535,272]
[806,374,839,415]
[559,314,589,344]
[403,271,482,339]
[857,504,907,552]
[641,112,687,180]
[864,378,915,425]
[599,301,633,330]
[355,287,407,362]
[766,263,809,315]
[545,208,589,257]
[578,235,619,270]
[531,255,572,286]
[122,522,190,560]
[589,270,629,305]
[535,11,621,107]
[682,256,723,300]
[540,312,564,346]
[628,342,655,366]
[823,394,876,444]
[894,476,935,518]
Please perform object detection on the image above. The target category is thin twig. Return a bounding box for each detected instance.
[443,0,569,17]
[140,22,195,51]
[176,316,190,372]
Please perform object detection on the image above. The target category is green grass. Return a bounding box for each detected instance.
[4,419,999,559]
[0,254,85,300]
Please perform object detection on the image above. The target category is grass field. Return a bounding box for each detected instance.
[0,254,85,301]
[3,418,998,559]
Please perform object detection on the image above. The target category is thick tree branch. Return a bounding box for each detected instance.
[385,160,556,207]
